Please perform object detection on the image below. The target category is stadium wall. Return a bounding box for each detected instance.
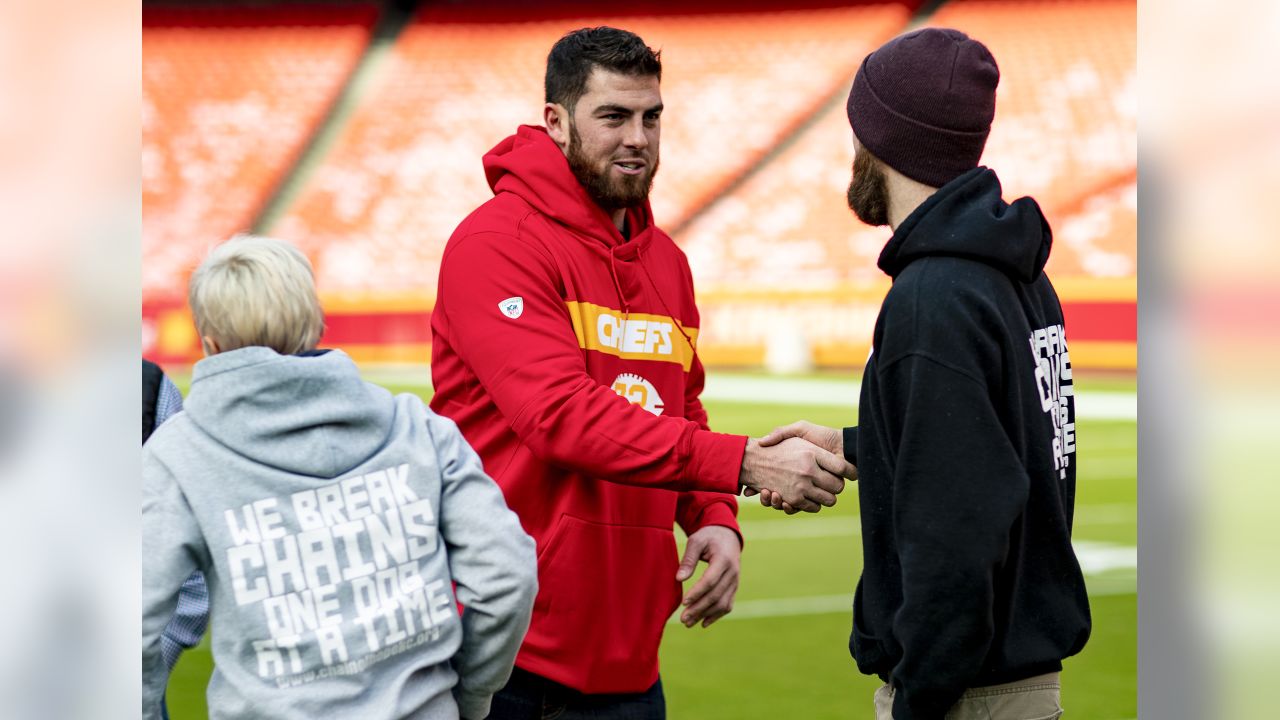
[143,275,1136,370]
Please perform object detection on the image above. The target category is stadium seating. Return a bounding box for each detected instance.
[272,2,913,292]
[142,4,377,300]
[927,0,1137,280]
[680,0,1136,287]
[142,0,1135,368]
[675,0,1135,367]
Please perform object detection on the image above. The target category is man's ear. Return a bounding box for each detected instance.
[201,336,220,357]
[544,102,571,150]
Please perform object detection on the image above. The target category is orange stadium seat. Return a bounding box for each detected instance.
[142,1,1133,368]
[272,2,913,293]
[679,0,1136,288]
[926,0,1136,280]
[678,100,883,290]
[142,4,377,301]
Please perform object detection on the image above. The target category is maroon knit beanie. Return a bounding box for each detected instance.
[846,27,999,188]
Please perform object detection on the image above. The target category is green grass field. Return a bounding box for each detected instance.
[163,373,1135,719]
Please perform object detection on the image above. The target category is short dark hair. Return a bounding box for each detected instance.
[545,27,662,113]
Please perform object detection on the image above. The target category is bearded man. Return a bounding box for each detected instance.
[760,28,1092,720]
[429,26,853,719]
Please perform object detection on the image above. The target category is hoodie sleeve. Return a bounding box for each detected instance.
[141,447,206,720]
[436,230,746,494]
[676,352,741,542]
[428,411,538,720]
[877,353,1030,719]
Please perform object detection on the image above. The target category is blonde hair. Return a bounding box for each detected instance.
[188,234,324,355]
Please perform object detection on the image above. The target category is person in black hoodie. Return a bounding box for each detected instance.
[757,28,1091,720]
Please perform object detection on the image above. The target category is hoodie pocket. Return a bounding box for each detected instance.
[524,514,680,693]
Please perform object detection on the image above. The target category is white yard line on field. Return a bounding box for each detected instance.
[701,375,1136,421]
[738,515,859,539]
[359,370,1136,421]
[689,517,1137,622]
[736,505,1135,536]
[701,376,862,408]
[737,521,1134,576]
[673,570,1135,625]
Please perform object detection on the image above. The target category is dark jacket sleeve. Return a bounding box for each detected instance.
[878,353,1030,719]
[842,426,859,466]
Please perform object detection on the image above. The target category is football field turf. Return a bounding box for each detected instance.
[163,373,1136,719]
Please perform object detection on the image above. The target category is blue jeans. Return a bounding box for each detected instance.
[486,667,665,720]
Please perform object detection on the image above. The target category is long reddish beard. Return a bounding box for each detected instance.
[846,148,889,227]
[566,122,658,212]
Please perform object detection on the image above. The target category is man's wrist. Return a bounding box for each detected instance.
[737,439,761,492]
[690,430,749,494]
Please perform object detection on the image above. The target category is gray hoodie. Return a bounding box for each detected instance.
[142,347,536,720]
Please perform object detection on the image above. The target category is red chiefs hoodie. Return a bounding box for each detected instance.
[429,125,747,694]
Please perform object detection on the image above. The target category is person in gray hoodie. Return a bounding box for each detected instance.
[142,235,538,720]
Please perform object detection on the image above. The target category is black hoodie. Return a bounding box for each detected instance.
[848,167,1091,719]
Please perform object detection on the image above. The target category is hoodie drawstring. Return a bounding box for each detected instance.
[608,247,631,333]
[635,246,698,358]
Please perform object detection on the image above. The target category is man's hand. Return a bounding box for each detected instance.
[675,525,741,628]
[748,423,856,514]
[737,437,849,513]
[760,421,848,465]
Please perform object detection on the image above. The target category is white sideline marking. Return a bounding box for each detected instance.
[1072,541,1138,574]
[684,520,1137,623]
[702,376,861,408]
[672,571,1135,625]
[717,594,852,621]
[700,376,1136,421]
[739,516,859,539]
[672,548,1135,624]
[738,507,1136,540]
[359,371,1136,421]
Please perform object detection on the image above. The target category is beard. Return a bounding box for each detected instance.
[566,122,658,212]
[846,148,890,227]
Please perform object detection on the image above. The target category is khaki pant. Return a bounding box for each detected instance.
[873,672,1063,720]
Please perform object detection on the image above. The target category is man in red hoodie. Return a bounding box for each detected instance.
[430,25,853,720]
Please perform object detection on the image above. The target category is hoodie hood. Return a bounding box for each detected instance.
[183,346,393,478]
[483,125,655,248]
[878,167,1052,283]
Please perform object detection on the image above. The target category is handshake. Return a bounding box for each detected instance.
[738,422,857,514]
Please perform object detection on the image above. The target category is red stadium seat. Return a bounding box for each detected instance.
[680,0,1136,288]
[142,4,377,300]
[272,2,913,292]
[142,1,1134,368]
